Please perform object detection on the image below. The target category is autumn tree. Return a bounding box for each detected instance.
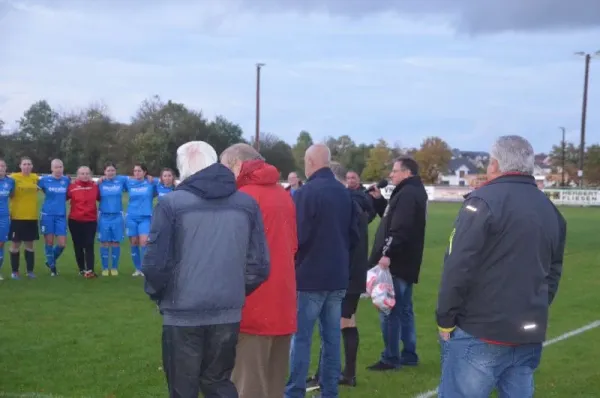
[361,139,391,182]
[413,136,453,184]
[549,141,581,186]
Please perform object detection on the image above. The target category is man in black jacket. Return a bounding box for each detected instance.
[436,136,566,397]
[367,156,428,371]
[307,162,376,388]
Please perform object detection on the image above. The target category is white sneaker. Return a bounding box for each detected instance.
[132,270,144,277]
[0,274,4,281]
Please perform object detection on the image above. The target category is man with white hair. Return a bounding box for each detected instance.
[142,141,270,398]
[285,145,359,398]
[436,135,566,397]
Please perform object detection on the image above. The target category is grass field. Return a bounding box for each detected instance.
[0,202,599,397]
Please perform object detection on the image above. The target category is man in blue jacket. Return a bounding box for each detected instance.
[285,144,360,398]
[142,141,270,398]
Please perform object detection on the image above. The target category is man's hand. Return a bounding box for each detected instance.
[438,326,455,341]
[378,256,390,269]
[369,187,382,199]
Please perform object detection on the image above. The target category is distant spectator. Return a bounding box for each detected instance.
[307,161,376,388]
[142,141,270,398]
[345,170,363,191]
[285,144,359,398]
[436,136,566,397]
[285,172,303,197]
[367,156,428,371]
[221,143,298,398]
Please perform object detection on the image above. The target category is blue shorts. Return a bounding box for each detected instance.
[40,214,67,237]
[125,214,152,237]
[0,216,9,242]
[98,213,124,243]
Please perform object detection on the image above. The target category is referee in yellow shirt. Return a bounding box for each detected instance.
[9,157,40,279]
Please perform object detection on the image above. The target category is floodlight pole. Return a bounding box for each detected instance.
[255,63,265,151]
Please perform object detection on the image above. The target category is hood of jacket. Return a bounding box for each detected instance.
[236,160,280,188]
[175,163,237,199]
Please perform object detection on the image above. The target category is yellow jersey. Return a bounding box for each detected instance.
[10,173,39,220]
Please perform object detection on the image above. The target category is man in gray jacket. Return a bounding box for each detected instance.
[142,141,270,398]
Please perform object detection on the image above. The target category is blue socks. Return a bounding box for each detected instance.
[100,247,110,270]
[111,246,120,270]
[45,244,54,267]
[131,246,141,270]
[53,246,64,262]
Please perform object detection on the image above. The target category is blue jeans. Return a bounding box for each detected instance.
[439,328,543,398]
[379,277,418,367]
[285,290,345,398]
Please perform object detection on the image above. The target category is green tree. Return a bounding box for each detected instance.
[413,136,453,184]
[361,139,391,182]
[252,133,297,178]
[17,100,59,170]
[549,141,581,185]
[292,131,313,177]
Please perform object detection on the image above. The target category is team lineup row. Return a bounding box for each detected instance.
[0,156,177,280]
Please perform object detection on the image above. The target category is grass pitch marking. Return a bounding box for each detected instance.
[413,320,600,398]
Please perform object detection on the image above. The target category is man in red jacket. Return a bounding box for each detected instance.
[67,166,99,277]
[220,143,298,398]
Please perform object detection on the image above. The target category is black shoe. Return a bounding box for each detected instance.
[400,357,419,366]
[367,361,399,371]
[306,375,319,389]
[339,375,356,387]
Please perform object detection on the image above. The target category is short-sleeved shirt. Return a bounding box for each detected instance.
[0,177,16,217]
[38,175,70,216]
[10,172,39,220]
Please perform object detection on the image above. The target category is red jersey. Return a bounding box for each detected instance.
[68,180,99,222]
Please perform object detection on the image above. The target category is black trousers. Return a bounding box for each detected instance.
[162,323,240,398]
[68,219,97,272]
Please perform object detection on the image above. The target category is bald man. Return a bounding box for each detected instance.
[285,172,303,197]
[285,144,360,398]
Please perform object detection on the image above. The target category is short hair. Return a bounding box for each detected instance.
[20,156,31,164]
[133,163,148,174]
[490,135,534,175]
[104,161,117,171]
[394,156,419,176]
[330,161,347,182]
[177,141,218,180]
[220,143,264,168]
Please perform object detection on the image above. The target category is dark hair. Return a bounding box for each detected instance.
[134,163,148,174]
[395,156,419,176]
[160,168,175,184]
[104,161,117,171]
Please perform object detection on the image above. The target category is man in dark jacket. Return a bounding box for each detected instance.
[436,135,566,397]
[307,162,376,388]
[142,141,270,398]
[367,156,428,371]
[285,145,360,398]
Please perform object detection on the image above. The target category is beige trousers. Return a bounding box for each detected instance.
[231,333,292,398]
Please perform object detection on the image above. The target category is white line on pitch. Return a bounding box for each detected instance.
[413,320,600,398]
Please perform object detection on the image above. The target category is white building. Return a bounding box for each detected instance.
[439,158,479,186]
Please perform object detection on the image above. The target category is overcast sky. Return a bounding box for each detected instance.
[1,0,600,152]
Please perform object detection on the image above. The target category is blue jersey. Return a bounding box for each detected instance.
[38,175,70,216]
[98,176,127,214]
[0,176,15,217]
[157,183,174,198]
[126,179,156,217]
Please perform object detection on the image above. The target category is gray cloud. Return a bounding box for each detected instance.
[238,0,600,34]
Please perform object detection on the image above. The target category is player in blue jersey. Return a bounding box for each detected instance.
[125,163,157,276]
[38,159,70,276]
[0,159,16,281]
[157,168,176,197]
[97,162,127,277]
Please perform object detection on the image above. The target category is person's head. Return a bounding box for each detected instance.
[287,172,299,188]
[390,156,419,186]
[133,163,148,180]
[304,144,331,178]
[20,157,33,175]
[77,166,92,182]
[345,170,361,190]
[0,159,6,178]
[160,168,175,186]
[220,143,264,178]
[51,159,64,177]
[104,162,117,179]
[487,135,535,180]
[177,141,218,181]
[330,161,347,184]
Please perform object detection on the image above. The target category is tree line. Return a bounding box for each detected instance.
[1,96,599,185]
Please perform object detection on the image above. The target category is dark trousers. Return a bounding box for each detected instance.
[162,323,240,398]
[68,219,97,272]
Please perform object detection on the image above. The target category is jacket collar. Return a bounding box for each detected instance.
[307,167,335,182]
[465,173,536,199]
[390,175,422,197]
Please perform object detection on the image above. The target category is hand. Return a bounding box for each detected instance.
[98,176,106,183]
[147,175,154,182]
[439,330,451,341]
[369,187,382,199]
[378,256,390,269]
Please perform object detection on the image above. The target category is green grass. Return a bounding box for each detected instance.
[0,202,598,397]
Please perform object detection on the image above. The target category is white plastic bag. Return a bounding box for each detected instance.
[366,265,396,315]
